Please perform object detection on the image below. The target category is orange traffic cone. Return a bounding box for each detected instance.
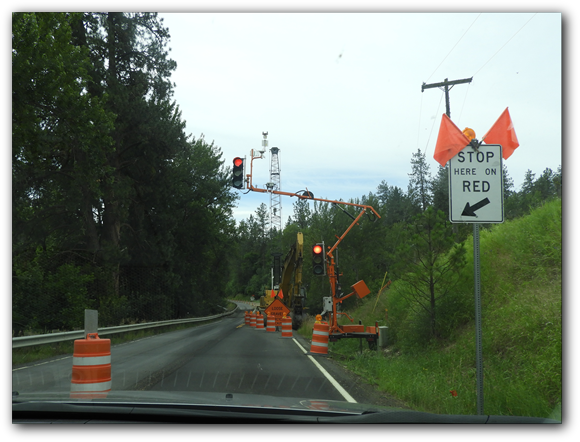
[70,333,111,398]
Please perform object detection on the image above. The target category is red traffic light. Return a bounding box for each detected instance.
[312,243,325,275]
[233,157,243,167]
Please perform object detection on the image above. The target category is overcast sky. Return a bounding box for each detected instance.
[157,10,562,223]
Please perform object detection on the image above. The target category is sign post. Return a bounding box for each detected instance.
[449,144,504,416]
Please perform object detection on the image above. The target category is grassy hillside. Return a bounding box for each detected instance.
[299,198,562,419]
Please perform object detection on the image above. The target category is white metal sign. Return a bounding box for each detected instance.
[449,144,504,223]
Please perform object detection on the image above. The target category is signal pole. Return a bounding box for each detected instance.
[421,77,472,118]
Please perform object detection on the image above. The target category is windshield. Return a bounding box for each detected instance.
[12,11,562,426]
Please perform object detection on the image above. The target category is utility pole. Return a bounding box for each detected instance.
[421,77,472,118]
[423,75,485,416]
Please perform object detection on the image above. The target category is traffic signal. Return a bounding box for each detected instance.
[232,157,244,189]
[312,243,325,276]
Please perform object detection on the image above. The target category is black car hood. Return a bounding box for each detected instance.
[13,390,560,423]
[13,389,395,414]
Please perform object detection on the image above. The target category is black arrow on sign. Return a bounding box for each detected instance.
[462,198,491,217]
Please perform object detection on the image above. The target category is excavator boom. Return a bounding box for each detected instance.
[260,232,305,330]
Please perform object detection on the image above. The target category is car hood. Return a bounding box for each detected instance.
[12,390,560,423]
[12,389,396,414]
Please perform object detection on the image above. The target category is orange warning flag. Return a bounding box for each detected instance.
[278,289,284,299]
[270,289,276,298]
[482,107,519,160]
[433,114,470,167]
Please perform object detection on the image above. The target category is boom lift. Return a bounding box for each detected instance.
[259,232,306,330]
[235,140,381,347]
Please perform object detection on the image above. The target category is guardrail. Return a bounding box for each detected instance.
[12,305,238,349]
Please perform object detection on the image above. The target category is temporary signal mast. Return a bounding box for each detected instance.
[236,145,381,347]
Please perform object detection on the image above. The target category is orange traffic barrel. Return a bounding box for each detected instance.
[309,322,329,355]
[266,314,276,332]
[255,312,265,330]
[281,316,293,338]
[244,311,250,325]
[70,333,111,398]
[249,311,256,328]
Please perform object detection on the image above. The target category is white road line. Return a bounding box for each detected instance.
[291,338,357,403]
[13,355,71,371]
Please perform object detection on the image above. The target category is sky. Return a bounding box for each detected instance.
[155,9,563,224]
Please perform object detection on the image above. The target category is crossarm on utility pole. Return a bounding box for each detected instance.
[421,77,473,118]
[421,77,473,91]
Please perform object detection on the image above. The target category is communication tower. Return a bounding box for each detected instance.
[263,132,282,233]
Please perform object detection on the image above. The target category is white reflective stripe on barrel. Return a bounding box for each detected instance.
[312,330,328,336]
[70,380,112,392]
[73,355,111,366]
[312,341,328,348]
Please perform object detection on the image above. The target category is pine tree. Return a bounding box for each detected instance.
[431,165,449,218]
[407,149,433,214]
[397,207,467,340]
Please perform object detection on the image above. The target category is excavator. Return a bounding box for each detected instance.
[259,232,306,330]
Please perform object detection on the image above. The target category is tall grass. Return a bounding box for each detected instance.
[299,199,562,419]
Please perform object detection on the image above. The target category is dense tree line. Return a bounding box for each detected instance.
[228,148,561,340]
[12,13,237,333]
[12,13,561,339]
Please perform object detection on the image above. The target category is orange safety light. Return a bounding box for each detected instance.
[463,127,476,141]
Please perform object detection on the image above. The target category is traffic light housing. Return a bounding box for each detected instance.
[232,157,245,189]
[312,243,326,276]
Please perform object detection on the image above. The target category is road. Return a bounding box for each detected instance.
[12,301,404,407]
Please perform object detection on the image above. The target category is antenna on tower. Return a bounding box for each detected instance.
[259,132,268,156]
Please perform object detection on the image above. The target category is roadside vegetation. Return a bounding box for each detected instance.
[299,198,561,419]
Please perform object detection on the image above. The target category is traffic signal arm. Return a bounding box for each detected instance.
[247,183,380,219]
[244,152,381,218]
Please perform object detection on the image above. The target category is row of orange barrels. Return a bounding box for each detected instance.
[244,311,293,338]
[244,311,329,356]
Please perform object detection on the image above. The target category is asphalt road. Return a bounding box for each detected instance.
[12,302,407,408]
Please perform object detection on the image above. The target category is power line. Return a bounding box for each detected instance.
[472,13,537,77]
[457,81,472,127]
[425,13,481,84]
[424,91,444,158]
[416,92,424,152]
